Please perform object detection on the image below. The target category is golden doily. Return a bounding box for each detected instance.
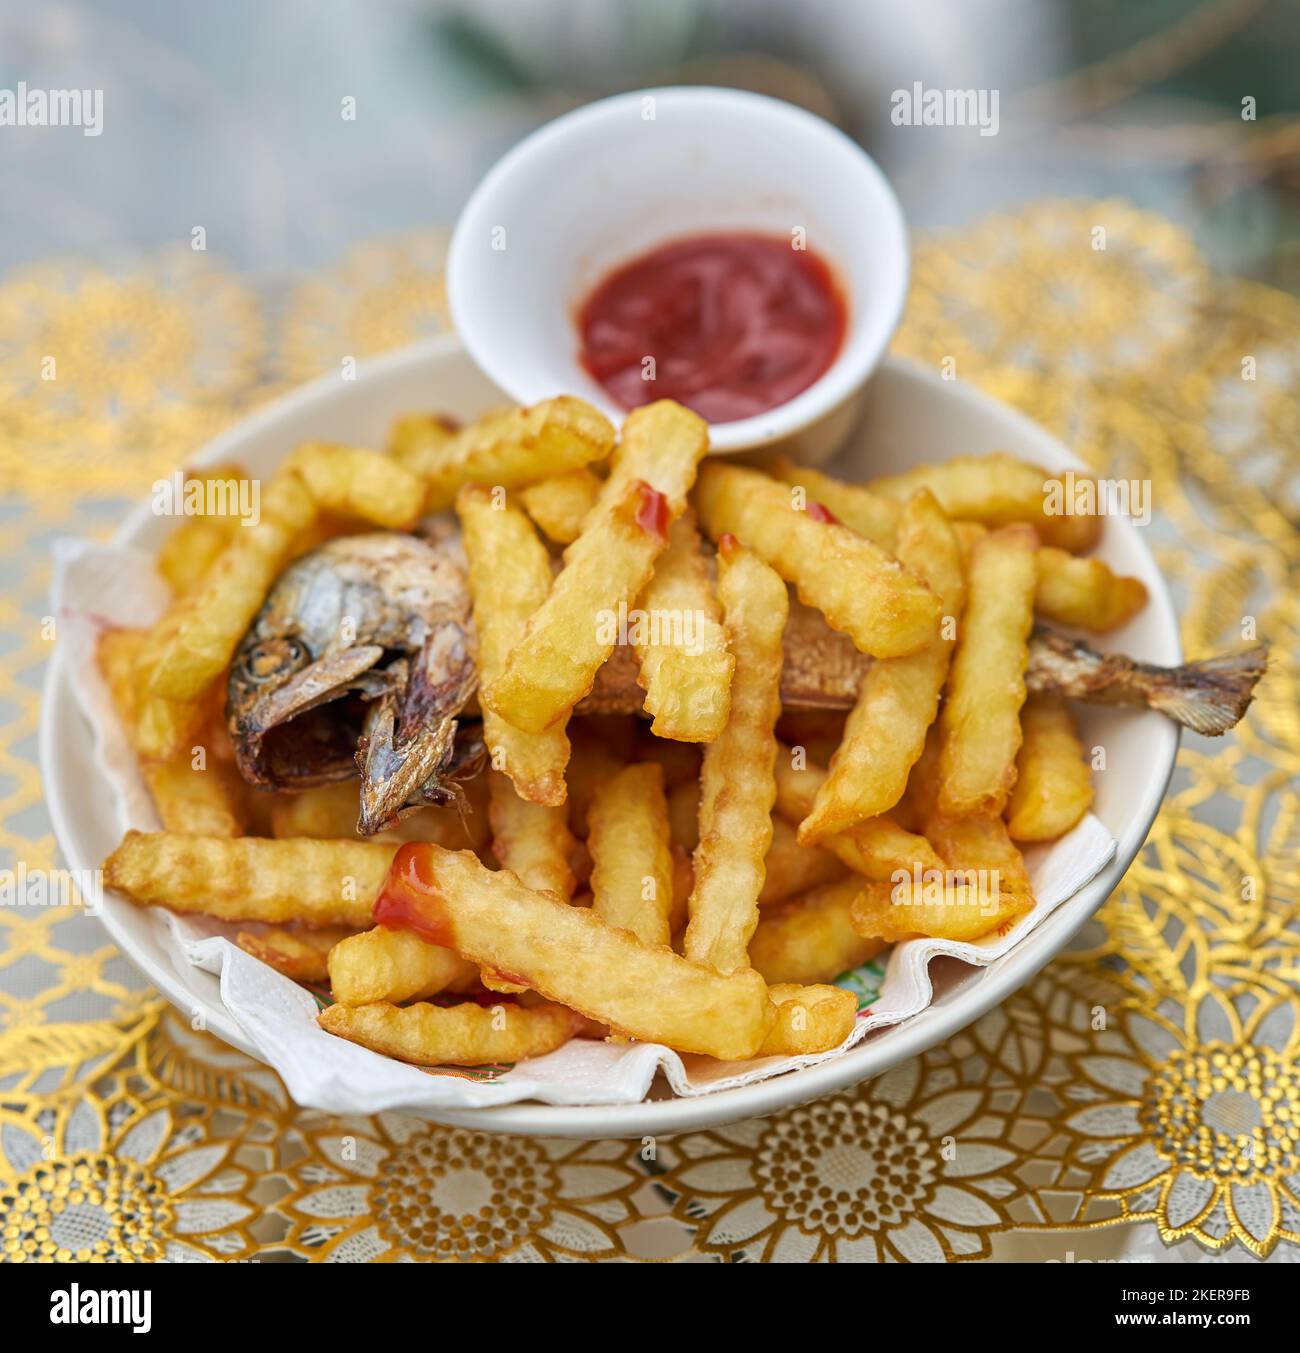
[2,205,1298,1262]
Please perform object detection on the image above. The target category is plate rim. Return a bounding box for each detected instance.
[41,333,1181,1137]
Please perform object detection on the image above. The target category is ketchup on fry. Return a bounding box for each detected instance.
[577,232,846,424]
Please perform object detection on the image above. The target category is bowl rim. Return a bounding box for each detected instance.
[42,332,1181,1138]
[446,85,910,454]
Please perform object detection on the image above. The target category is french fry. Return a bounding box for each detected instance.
[487,771,577,898]
[684,542,786,974]
[632,512,734,742]
[483,478,682,734]
[103,831,393,926]
[694,463,941,658]
[319,998,582,1066]
[1034,547,1148,631]
[157,518,230,595]
[588,762,674,947]
[386,413,456,476]
[375,845,774,1060]
[759,983,859,1056]
[142,757,248,837]
[582,399,709,531]
[852,813,1035,943]
[236,926,355,983]
[938,524,1038,817]
[765,456,901,548]
[328,926,478,1006]
[748,877,884,986]
[100,620,210,763]
[773,745,945,882]
[1006,694,1094,841]
[758,817,846,906]
[669,845,693,937]
[268,779,490,851]
[286,442,424,529]
[867,453,1101,553]
[98,629,247,836]
[419,396,615,512]
[799,490,965,844]
[145,469,318,701]
[456,485,570,805]
[519,467,602,545]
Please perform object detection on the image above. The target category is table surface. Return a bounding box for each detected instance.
[0,201,1297,1262]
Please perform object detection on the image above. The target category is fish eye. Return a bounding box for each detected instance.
[243,637,308,683]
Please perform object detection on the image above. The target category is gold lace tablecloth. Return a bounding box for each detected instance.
[1,202,1297,1263]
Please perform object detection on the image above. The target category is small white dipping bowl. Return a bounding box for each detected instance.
[448,86,908,460]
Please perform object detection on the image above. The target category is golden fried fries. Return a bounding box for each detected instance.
[684,543,786,973]
[487,771,577,898]
[758,818,846,906]
[800,490,965,843]
[420,396,615,512]
[564,727,626,839]
[319,998,582,1066]
[286,443,424,529]
[386,413,456,475]
[1034,547,1148,631]
[852,814,1035,943]
[104,831,393,926]
[759,983,858,1056]
[98,629,247,836]
[867,453,1101,553]
[938,523,1038,817]
[145,470,318,702]
[749,877,884,986]
[519,467,602,545]
[456,485,570,804]
[157,519,230,595]
[695,462,941,658]
[773,746,945,882]
[632,512,733,742]
[376,845,773,1060]
[236,926,354,983]
[328,926,478,1006]
[484,479,678,734]
[765,456,901,548]
[588,762,674,947]
[583,399,709,529]
[1006,694,1094,841]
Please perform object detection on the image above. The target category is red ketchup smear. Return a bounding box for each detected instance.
[373,844,456,949]
[634,482,670,538]
[806,500,839,525]
[577,232,847,424]
[717,531,741,560]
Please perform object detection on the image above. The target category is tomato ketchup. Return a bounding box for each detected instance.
[577,232,846,424]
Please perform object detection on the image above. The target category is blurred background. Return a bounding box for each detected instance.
[2,0,1298,288]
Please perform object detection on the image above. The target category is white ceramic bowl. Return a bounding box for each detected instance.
[41,335,1180,1138]
[447,87,909,461]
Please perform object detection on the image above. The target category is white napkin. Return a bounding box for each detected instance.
[54,539,1116,1111]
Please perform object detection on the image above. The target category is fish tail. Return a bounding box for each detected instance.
[1140,644,1269,736]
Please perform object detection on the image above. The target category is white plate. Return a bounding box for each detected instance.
[41,335,1180,1138]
